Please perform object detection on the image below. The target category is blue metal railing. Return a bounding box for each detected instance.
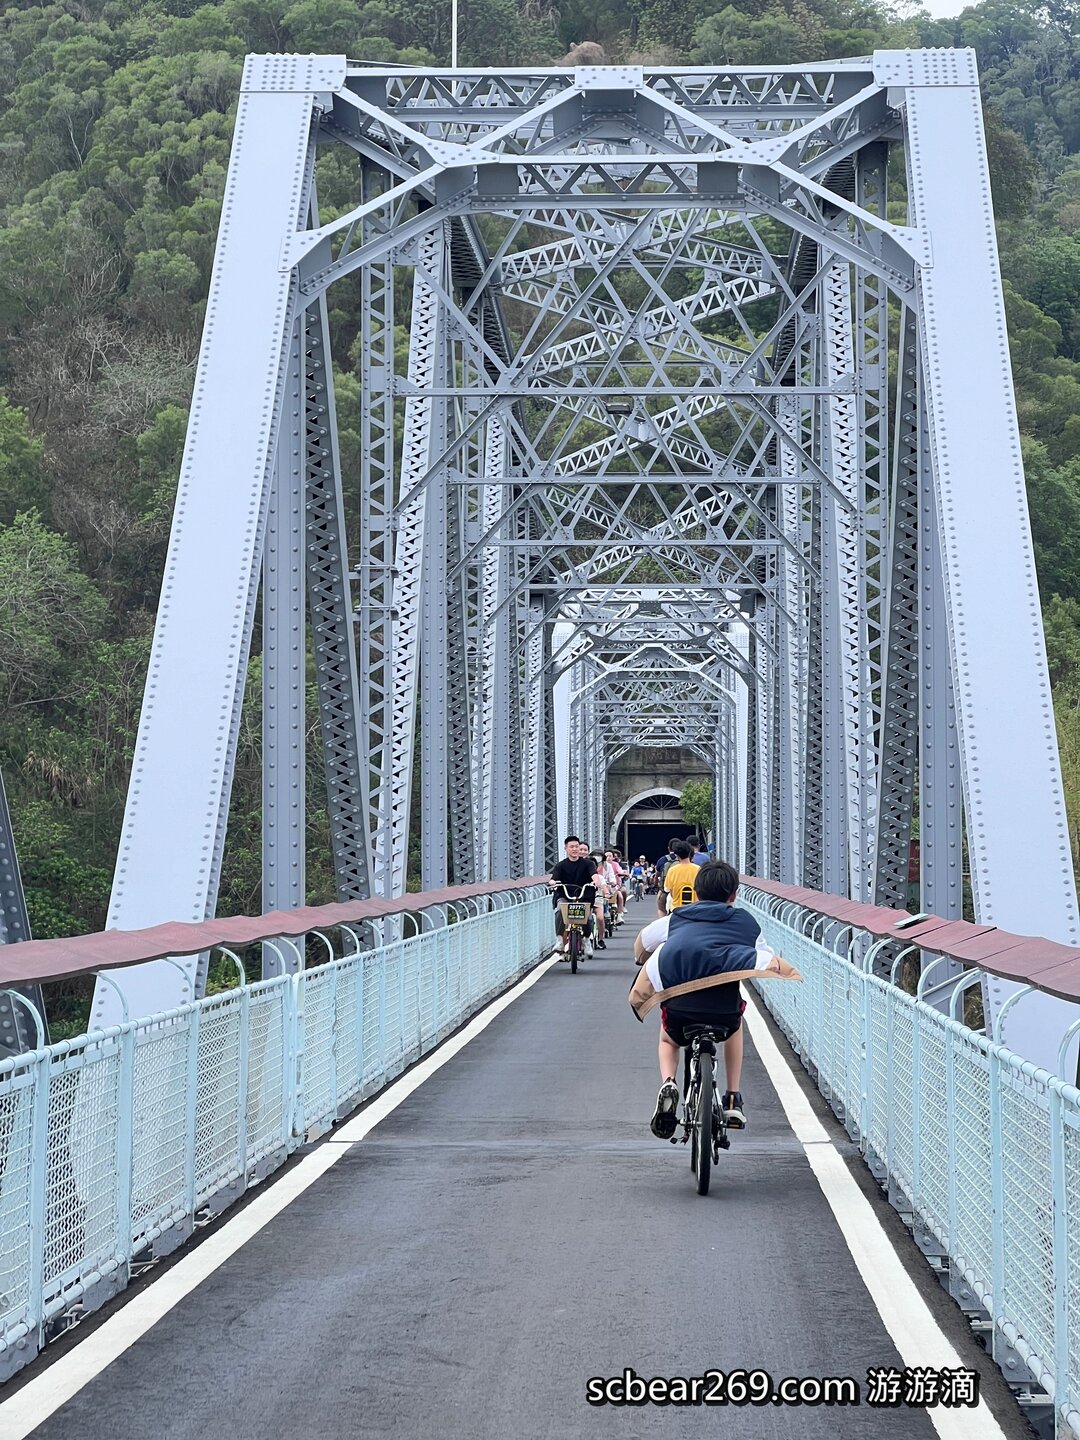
[743,884,1080,1440]
[0,887,551,1381]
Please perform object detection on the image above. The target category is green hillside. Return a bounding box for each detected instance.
[2,0,1080,943]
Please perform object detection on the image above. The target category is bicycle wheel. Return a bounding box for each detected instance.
[569,928,580,974]
[694,1051,713,1195]
[685,1050,696,1171]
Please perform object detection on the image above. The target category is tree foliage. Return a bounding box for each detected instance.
[5,0,1080,946]
[680,779,714,837]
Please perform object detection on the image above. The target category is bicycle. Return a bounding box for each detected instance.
[553,882,592,974]
[670,1024,732,1195]
[631,876,645,902]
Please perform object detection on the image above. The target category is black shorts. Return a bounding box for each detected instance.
[660,998,746,1047]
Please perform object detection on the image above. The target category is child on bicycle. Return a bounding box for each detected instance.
[628,860,798,1139]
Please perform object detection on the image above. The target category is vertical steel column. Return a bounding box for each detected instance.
[385,224,447,895]
[894,46,1080,1071]
[506,574,527,878]
[542,615,560,864]
[480,419,512,878]
[856,143,889,893]
[874,306,921,911]
[446,445,476,885]
[776,395,803,882]
[419,294,451,890]
[262,311,306,942]
[567,680,583,838]
[744,626,760,875]
[801,470,825,891]
[819,257,862,897]
[919,406,962,921]
[733,624,750,876]
[304,291,371,904]
[358,164,396,899]
[525,597,547,873]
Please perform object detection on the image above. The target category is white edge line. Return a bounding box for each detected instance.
[743,996,1008,1440]
[0,953,559,1440]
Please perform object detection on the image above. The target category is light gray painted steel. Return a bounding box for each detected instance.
[873,306,920,913]
[357,170,396,900]
[895,49,1080,1071]
[262,313,306,950]
[303,292,372,904]
[94,59,336,1026]
[94,51,1080,1078]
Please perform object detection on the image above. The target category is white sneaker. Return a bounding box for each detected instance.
[584,940,594,958]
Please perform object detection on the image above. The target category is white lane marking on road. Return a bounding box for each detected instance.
[743,997,1007,1440]
[0,953,559,1440]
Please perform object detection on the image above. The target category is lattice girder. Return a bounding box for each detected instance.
[90,50,1080,1077]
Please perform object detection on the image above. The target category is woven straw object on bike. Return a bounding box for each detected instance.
[628,964,803,1022]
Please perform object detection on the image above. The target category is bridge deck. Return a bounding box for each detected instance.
[10,916,1020,1439]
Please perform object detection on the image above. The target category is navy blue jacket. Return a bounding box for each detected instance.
[656,902,761,1013]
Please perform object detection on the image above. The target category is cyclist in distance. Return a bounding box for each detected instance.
[662,839,699,912]
[630,860,797,1137]
[629,857,647,900]
[548,836,599,960]
[593,846,610,950]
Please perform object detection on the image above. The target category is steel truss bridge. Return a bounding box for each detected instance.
[58,47,1076,1067]
[3,45,1080,1440]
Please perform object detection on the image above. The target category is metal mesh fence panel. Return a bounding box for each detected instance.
[130,1017,191,1250]
[1065,1111,1080,1428]
[298,970,336,1136]
[867,977,890,1164]
[44,1039,122,1307]
[245,981,289,1166]
[915,1021,949,1241]
[0,1061,38,1335]
[950,1030,992,1299]
[741,888,1080,1424]
[193,995,242,1207]
[401,935,422,1069]
[0,887,549,1378]
[888,991,915,1195]
[1000,1067,1055,1381]
[331,959,363,1110]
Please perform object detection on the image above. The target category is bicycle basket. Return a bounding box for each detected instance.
[565,901,589,923]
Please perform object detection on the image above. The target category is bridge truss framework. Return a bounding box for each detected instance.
[89,49,1080,1068]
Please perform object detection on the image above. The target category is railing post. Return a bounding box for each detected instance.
[1050,1081,1069,1428]
[945,1023,958,1264]
[183,1004,200,1217]
[911,999,922,1215]
[287,973,301,1142]
[115,1024,135,1264]
[988,1042,1005,1345]
[26,1049,50,1361]
[237,986,250,1186]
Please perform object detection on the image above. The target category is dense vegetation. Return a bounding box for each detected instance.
[3,0,1080,939]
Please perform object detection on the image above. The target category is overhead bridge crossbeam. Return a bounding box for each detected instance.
[82,49,1079,1084]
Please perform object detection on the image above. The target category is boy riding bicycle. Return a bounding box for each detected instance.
[628,860,797,1138]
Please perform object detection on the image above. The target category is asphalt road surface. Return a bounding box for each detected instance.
[18,905,1028,1440]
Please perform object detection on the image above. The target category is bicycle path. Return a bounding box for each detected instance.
[14,906,1025,1439]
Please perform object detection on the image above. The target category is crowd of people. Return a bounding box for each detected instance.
[547,832,796,1143]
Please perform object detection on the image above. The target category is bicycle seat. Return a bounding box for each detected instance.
[682,1022,736,1044]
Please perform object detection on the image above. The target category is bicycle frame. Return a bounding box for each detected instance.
[677,1034,730,1191]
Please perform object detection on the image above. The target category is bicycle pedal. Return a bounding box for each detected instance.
[718,1135,731,1150]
